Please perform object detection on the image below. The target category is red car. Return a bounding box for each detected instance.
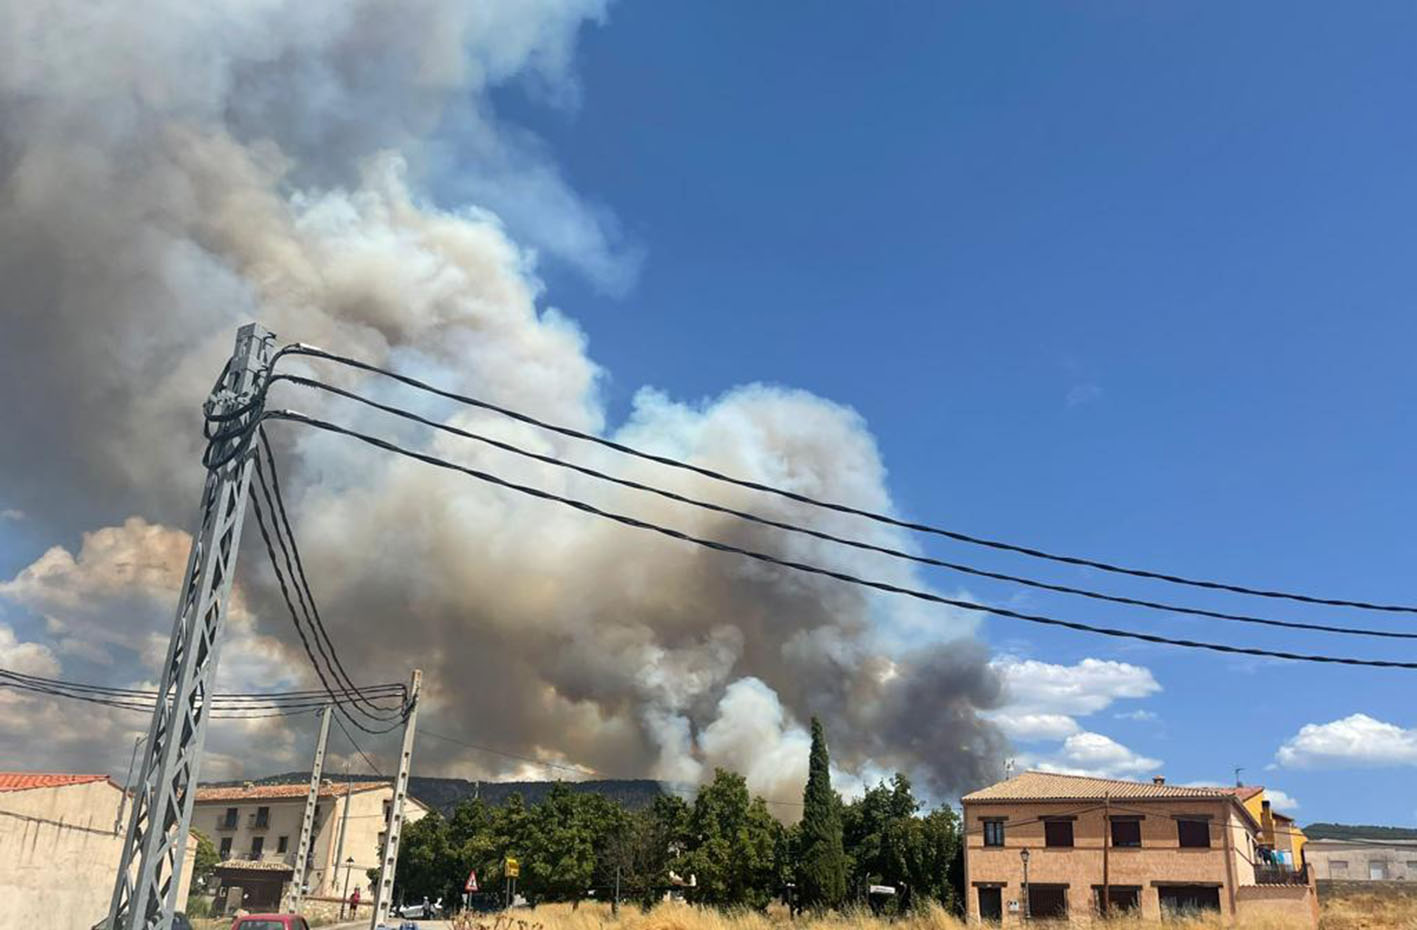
[230,916,312,930]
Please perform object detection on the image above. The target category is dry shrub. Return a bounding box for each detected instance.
[445,897,1417,930]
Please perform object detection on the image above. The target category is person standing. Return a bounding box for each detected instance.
[349,885,362,917]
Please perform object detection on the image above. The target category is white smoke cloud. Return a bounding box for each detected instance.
[0,0,1008,802]
[1275,714,1417,769]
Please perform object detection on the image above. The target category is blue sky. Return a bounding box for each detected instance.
[3,1,1417,824]
[477,1,1417,824]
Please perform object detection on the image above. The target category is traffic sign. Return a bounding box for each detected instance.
[505,857,520,878]
[465,870,479,892]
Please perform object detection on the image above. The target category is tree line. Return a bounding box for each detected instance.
[392,718,964,914]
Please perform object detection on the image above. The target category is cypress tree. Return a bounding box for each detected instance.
[797,717,847,910]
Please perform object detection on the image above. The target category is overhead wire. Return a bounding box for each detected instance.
[260,409,1417,670]
[254,429,405,719]
[271,374,1417,643]
[0,665,406,719]
[249,459,408,735]
[275,344,1417,616]
[333,710,386,777]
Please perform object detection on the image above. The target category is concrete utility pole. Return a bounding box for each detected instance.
[370,669,422,930]
[108,323,275,930]
[285,705,333,914]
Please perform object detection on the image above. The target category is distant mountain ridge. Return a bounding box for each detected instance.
[205,772,669,815]
[1304,822,1417,841]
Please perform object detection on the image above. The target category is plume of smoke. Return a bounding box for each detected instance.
[0,0,1006,801]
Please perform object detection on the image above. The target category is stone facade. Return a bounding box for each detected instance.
[962,771,1316,927]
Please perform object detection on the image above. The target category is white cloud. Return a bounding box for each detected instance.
[1023,731,1162,780]
[989,713,1081,742]
[1115,709,1158,722]
[1265,788,1299,812]
[992,656,1160,717]
[0,622,61,677]
[990,657,1162,782]
[0,509,23,522]
[1275,714,1417,769]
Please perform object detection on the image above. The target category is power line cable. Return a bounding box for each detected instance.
[249,465,408,734]
[333,710,386,777]
[262,410,1417,670]
[272,374,1417,642]
[255,429,405,719]
[275,345,1417,616]
[0,667,404,718]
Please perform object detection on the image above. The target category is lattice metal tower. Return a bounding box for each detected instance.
[107,324,275,930]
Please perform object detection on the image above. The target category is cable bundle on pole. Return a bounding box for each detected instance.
[200,383,412,734]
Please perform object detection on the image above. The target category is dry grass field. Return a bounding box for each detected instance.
[443,897,1417,930]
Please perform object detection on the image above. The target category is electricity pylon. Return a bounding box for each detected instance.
[107,324,275,930]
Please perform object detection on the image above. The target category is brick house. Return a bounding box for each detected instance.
[962,771,1316,926]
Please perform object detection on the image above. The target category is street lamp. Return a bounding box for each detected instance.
[1020,848,1031,920]
[341,856,356,918]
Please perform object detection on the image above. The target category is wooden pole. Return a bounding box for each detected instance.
[1102,794,1111,917]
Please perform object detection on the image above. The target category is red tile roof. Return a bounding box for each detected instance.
[195,781,390,803]
[1228,785,1265,803]
[0,773,114,793]
[964,771,1244,802]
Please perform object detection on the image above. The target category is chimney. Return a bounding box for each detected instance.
[1152,775,1166,786]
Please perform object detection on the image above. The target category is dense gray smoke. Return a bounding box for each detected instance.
[0,0,1006,801]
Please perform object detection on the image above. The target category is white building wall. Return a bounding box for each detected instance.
[0,780,193,930]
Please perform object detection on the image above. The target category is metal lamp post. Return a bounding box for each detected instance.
[1020,848,1031,920]
[341,857,355,918]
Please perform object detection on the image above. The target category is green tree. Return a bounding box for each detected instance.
[796,718,846,910]
[684,769,779,909]
[395,812,456,903]
[841,775,962,914]
[521,782,598,904]
[188,829,219,899]
[605,793,692,910]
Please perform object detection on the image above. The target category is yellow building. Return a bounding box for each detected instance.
[1233,786,1306,868]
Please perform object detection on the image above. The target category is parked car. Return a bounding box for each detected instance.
[230,914,312,930]
[396,897,443,919]
[92,913,193,930]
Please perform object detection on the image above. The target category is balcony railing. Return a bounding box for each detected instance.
[1254,863,1309,886]
[216,816,239,831]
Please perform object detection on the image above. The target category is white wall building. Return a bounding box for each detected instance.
[1306,837,1417,882]
[0,772,194,930]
